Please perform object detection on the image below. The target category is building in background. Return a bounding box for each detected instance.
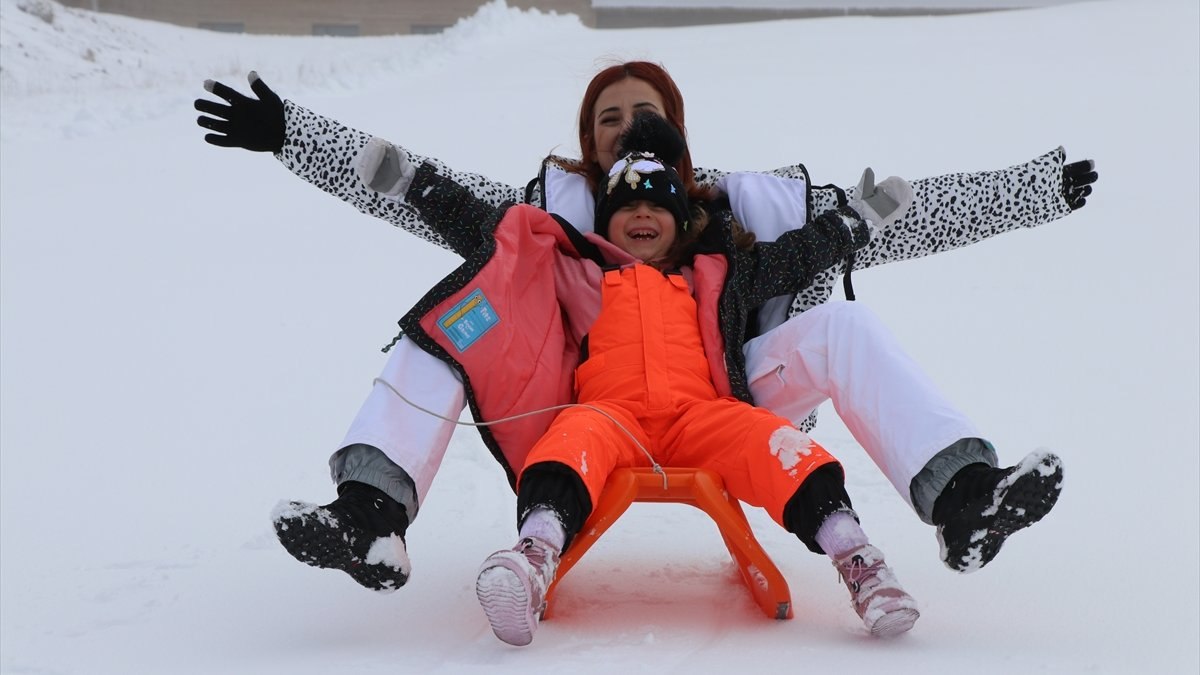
[54,0,1080,36]
[54,0,592,35]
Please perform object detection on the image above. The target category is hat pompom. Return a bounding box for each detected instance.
[616,111,686,167]
[595,111,691,243]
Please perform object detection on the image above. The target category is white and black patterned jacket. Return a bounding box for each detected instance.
[276,101,1075,432]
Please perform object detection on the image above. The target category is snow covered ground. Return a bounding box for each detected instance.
[1,0,1197,672]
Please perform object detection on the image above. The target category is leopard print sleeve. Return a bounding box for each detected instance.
[852,147,1072,270]
[789,148,1073,316]
[693,166,726,188]
[274,101,524,251]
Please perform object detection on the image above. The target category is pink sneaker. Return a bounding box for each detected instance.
[832,544,920,637]
[476,536,560,646]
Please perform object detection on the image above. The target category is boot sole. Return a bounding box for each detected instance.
[273,501,408,593]
[940,453,1064,573]
[476,560,538,646]
[870,607,920,638]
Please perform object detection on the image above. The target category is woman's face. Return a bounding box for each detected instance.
[606,200,677,263]
[592,77,667,172]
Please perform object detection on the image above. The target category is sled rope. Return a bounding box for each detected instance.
[373,377,668,487]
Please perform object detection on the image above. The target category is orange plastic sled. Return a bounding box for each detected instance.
[542,467,793,620]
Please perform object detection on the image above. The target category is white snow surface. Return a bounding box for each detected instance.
[1,0,1198,672]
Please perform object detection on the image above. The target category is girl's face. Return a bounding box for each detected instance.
[592,77,666,172]
[606,200,677,263]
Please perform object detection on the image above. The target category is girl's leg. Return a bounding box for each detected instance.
[516,460,593,550]
[476,521,564,648]
[797,467,920,637]
[664,399,837,526]
[818,510,920,637]
[666,401,917,635]
[477,403,647,646]
[518,506,566,551]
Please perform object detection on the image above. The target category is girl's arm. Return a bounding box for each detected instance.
[738,206,872,306]
[393,161,511,257]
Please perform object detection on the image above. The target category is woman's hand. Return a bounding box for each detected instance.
[850,168,913,231]
[1062,158,1097,210]
[194,71,285,153]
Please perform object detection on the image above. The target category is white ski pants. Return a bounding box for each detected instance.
[742,302,980,506]
[339,338,464,508]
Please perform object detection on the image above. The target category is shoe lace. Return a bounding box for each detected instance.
[518,537,545,563]
[517,538,558,577]
[838,554,881,594]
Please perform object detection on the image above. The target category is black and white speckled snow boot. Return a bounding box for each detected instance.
[934,451,1064,573]
[272,481,411,592]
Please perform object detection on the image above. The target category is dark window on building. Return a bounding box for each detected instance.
[312,23,360,37]
[410,24,449,34]
[198,21,245,34]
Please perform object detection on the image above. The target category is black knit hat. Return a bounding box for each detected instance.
[594,112,690,240]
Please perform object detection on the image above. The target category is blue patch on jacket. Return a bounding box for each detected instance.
[438,288,499,352]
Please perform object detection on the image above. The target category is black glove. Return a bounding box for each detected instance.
[194,71,285,153]
[1062,159,1097,210]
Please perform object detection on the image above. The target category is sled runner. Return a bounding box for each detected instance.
[543,467,794,620]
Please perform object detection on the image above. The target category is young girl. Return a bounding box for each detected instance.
[484,152,924,646]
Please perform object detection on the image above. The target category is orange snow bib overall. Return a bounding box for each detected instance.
[520,265,838,525]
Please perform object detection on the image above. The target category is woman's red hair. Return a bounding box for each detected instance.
[572,61,701,198]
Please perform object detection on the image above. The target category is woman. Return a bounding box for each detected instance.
[196,61,1094,592]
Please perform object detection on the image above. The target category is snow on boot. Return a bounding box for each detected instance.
[271,481,410,592]
[935,451,1063,573]
[476,536,561,646]
[832,544,920,637]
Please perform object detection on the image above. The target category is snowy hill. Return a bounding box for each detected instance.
[1,0,1197,672]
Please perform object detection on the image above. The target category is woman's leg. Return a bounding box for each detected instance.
[743,301,988,518]
[272,336,464,591]
[744,302,1063,573]
[334,335,466,518]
